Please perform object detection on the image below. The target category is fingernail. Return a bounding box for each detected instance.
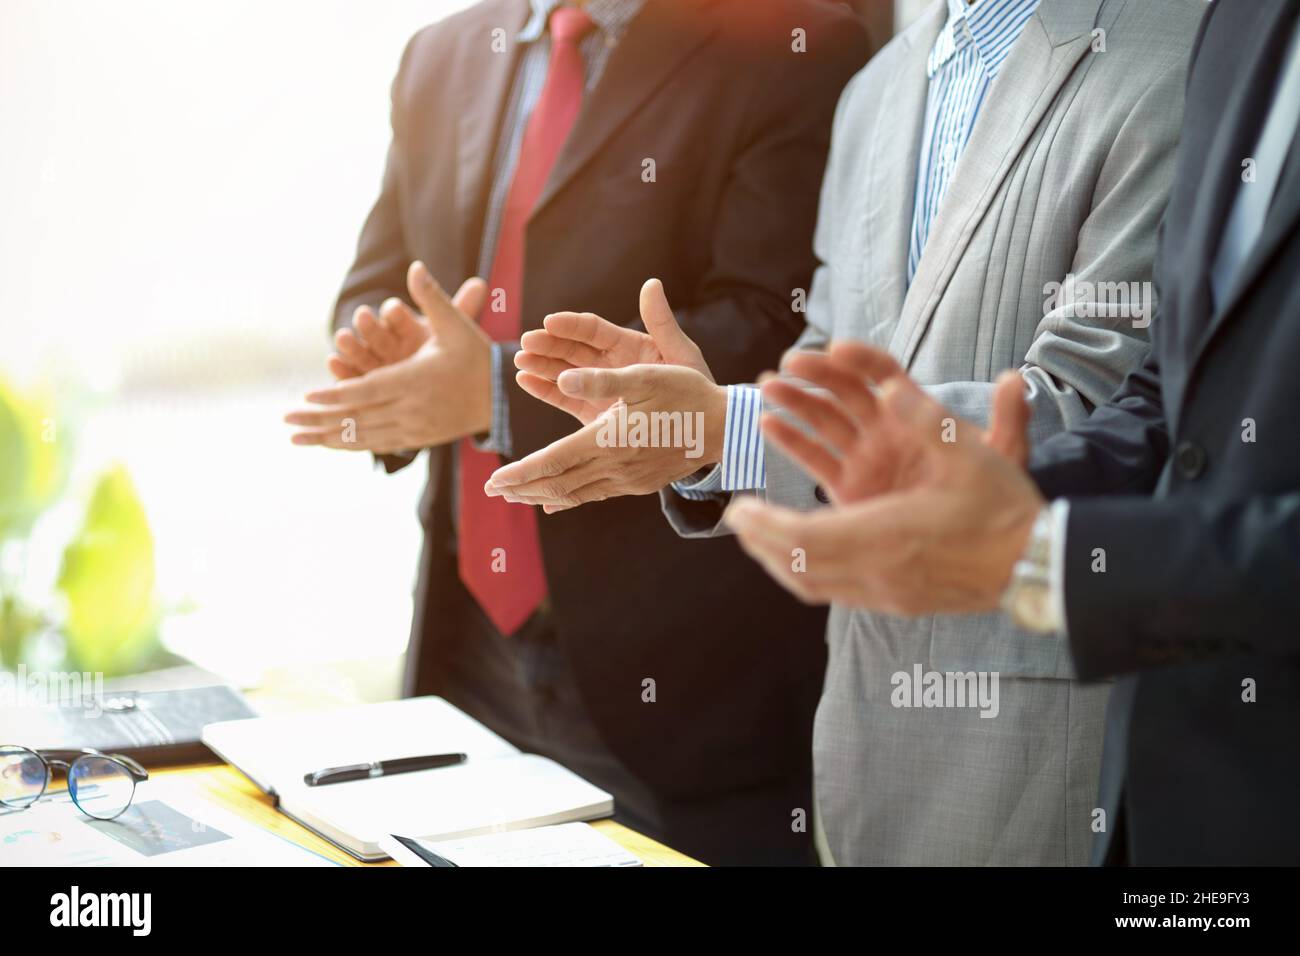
[558,369,586,395]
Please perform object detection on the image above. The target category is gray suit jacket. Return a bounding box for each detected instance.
[663,0,1207,864]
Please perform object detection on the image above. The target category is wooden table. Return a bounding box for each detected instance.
[154,762,703,867]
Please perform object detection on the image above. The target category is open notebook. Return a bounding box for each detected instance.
[201,697,613,862]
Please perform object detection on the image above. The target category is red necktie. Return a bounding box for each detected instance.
[458,6,595,636]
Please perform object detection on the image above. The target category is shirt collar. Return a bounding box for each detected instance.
[518,0,645,44]
[927,0,1042,80]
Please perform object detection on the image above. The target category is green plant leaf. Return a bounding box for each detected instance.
[57,466,158,675]
[0,594,43,669]
[0,382,35,540]
[0,378,67,542]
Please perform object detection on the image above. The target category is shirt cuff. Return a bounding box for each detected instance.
[720,384,765,491]
[669,384,767,499]
[671,463,725,500]
[1048,498,1070,636]
[472,342,512,457]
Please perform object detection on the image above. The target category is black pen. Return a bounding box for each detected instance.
[392,834,458,867]
[302,752,467,787]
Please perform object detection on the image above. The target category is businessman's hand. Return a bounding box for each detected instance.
[760,342,1032,505]
[726,344,1043,614]
[286,261,492,453]
[327,295,433,380]
[513,278,714,424]
[484,363,727,512]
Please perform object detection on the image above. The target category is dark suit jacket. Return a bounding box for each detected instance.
[331,0,868,851]
[1029,0,1300,865]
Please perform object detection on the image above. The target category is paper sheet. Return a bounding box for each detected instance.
[381,822,642,867]
[0,781,336,867]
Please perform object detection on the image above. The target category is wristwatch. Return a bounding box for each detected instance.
[1001,506,1061,633]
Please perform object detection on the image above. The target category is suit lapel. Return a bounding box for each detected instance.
[862,2,945,334]
[1184,130,1300,389]
[1183,2,1300,371]
[455,0,531,273]
[891,0,1104,367]
[531,0,721,218]
[1174,0,1296,360]
[1223,139,1300,314]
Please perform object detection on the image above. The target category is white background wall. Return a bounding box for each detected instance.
[0,0,476,383]
[0,1,476,685]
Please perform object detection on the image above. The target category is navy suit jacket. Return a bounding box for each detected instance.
[1030,0,1300,865]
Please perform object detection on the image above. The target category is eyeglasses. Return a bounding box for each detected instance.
[0,745,148,821]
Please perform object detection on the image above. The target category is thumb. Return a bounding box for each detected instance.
[640,279,699,364]
[557,365,646,401]
[452,276,489,321]
[407,260,459,329]
[985,370,1031,467]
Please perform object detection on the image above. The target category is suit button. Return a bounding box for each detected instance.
[1174,440,1207,480]
[813,485,830,504]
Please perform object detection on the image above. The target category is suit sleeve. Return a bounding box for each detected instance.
[1025,1,1220,500]
[923,55,1185,443]
[506,12,870,462]
[330,33,421,474]
[1063,493,1300,679]
[1028,348,1170,499]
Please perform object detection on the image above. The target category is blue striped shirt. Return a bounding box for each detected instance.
[909,0,1040,280]
[675,0,1041,499]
